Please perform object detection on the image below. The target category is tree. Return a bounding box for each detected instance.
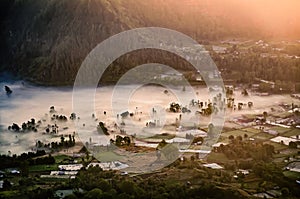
[281,187,289,197]
[242,89,248,96]
[289,141,297,149]
[119,181,136,195]
[97,122,109,135]
[84,188,103,199]
[20,160,29,177]
[263,111,268,121]
[2,179,12,190]
[60,136,65,146]
[248,102,253,108]
[169,102,181,113]
[123,136,131,146]
[208,123,214,137]
[157,139,167,149]
[115,135,123,147]
[5,85,12,95]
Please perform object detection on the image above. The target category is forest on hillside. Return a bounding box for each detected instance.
[0,0,300,86]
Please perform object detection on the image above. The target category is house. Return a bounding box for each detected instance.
[50,171,78,176]
[237,169,250,175]
[10,169,20,175]
[87,161,128,171]
[203,163,223,169]
[263,129,278,136]
[58,164,83,171]
[166,137,190,143]
[270,136,297,146]
[212,142,228,152]
[212,45,227,54]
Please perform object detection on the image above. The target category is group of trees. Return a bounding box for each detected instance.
[213,47,300,91]
[110,135,131,147]
[36,134,76,150]
[69,166,246,199]
[8,118,38,132]
[170,101,217,117]
[51,134,75,149]
[251,161,299,196]
[51,114,68,121]
[0,150,50,170]
[97,122,109,135]
[288,141,300,149]
[216,137,275,162]
[169,102,181,113]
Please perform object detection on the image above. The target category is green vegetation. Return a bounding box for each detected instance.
[93,151,123,162]
[283,128,300,137]
[270,126,291,134]
[207,152,230,164]
[251,133,274,141]
[283,171,300,180]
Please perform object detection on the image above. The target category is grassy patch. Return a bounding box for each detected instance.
[263,141,288,151]
[242,127,261,135]
[251,132,274,140]
[283,128,300,137]
[221,130,246,139]
[29,164,58,172]
[93,151,124,162]
[242,114,257,120]
[0,190,20,198]
[283,171,300,180]
[207,152,230,164]
[40,177,69,182]
[54,154,72,163]
[272,112,293,118]
[270,126,291,134]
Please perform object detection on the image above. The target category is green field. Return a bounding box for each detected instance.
[283,171,300,180]
[29,164,58,172]
[251,132,274,141]
[221,130,247,138]
[0,190,20,198]
[54,154,73,163]
[93,151,124,162]
[263,141,288,151]
[270,126,291,134]
[283,128,300,137]
[242,127,261,134]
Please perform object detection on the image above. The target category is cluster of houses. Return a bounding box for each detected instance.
[41,161,129,179]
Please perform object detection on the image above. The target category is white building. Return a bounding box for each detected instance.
[203,163,223,169]
[270,136,297,146]
[87,161,128,171]
[58,164,83,171]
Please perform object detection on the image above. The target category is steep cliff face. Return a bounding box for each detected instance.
[0,0,299,85]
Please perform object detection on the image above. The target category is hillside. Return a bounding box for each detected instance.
[0,0,300,85]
